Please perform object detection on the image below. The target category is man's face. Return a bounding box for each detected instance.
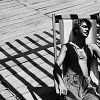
[79,22,90,38]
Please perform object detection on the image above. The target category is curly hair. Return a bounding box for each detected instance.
[73,19,92,36]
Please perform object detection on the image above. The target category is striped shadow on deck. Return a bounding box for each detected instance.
[0,29,61,100]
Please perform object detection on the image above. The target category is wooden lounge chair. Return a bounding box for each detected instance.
[52,13,100,95]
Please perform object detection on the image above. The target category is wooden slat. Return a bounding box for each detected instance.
[0,0,20,10]
[0,10,38,28]
[19,0,47,5]
[46,0,100,17]
[38,0,92,14]
[0,0,12,4]
[0,25,52,46]
[52,14,57,62]
[0,6,33,19]
[0,17,52,43]
[29,0,71,10]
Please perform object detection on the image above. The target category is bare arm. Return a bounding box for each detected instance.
[56,44,67,66]
[55,44,67,82]
[89,44,100,59]
[54,44,68,95]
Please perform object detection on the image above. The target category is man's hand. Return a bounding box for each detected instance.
[59,82,68,95]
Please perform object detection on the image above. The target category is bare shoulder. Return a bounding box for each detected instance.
[61,44,68,52]
[88,44,100,58]
[88,43,99,50]
[88,44,100,56]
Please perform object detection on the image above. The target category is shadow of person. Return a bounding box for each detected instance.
[32,87,58,100]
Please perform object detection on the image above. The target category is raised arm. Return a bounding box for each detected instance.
[89,44,100,59]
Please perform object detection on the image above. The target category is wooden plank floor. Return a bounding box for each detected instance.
[0,0,100,100]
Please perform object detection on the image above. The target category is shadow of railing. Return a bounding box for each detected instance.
[0,30,60,100]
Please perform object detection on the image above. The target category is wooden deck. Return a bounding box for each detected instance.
[0,0,100,100]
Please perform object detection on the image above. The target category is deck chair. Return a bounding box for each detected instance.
[52,13,100,94]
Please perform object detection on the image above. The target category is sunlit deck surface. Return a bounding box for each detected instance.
[0,0,100,100]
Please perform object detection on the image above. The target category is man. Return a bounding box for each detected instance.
[53,19,100,100]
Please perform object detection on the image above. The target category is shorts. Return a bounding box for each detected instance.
[62,74,100,100]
